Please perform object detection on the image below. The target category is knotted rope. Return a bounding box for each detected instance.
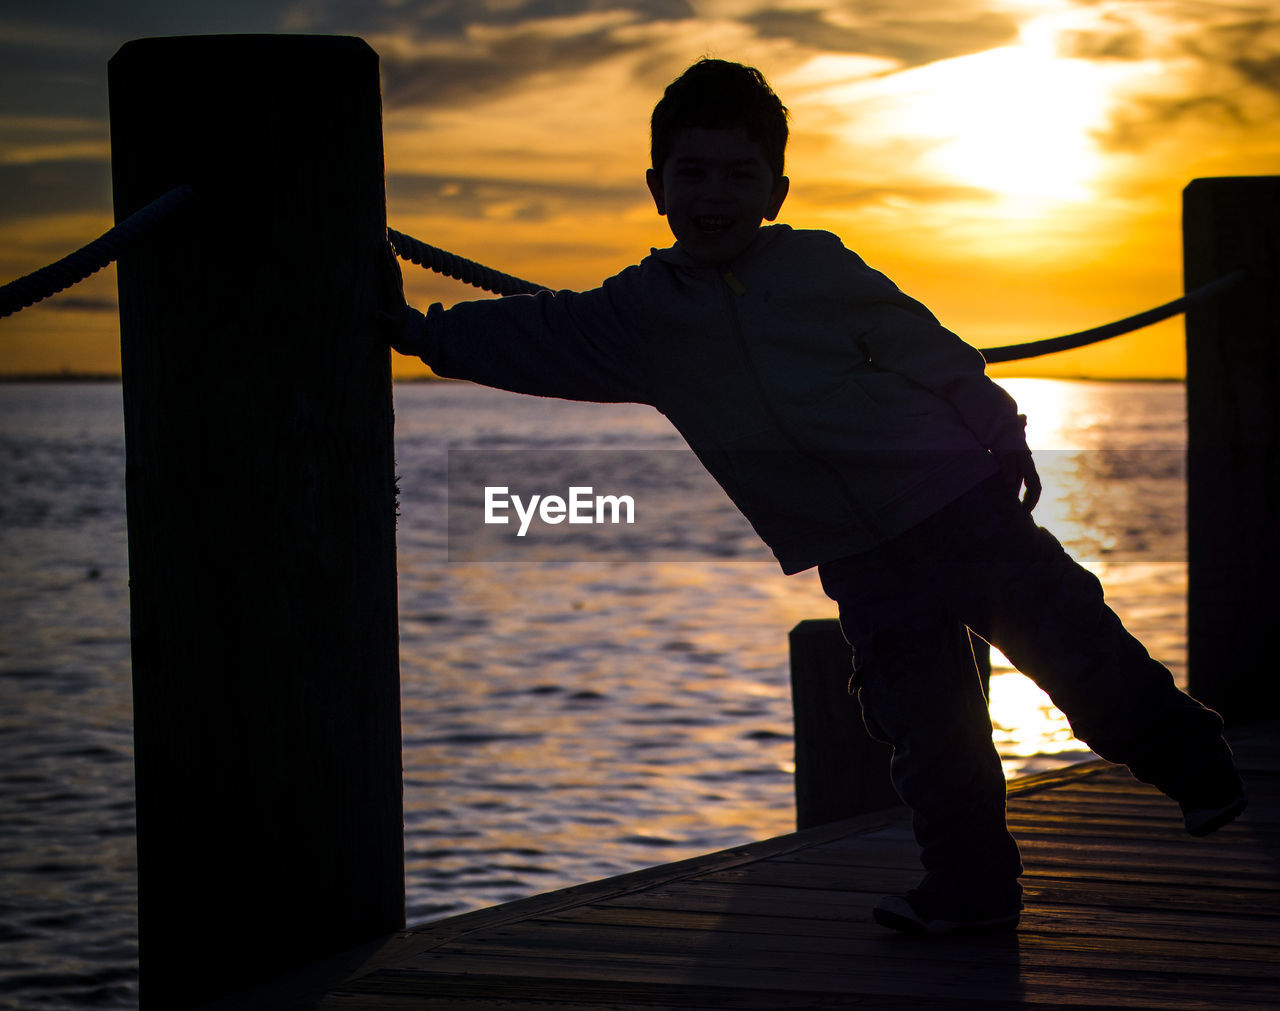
[979,268,1248,363]
[3,194,1248,368]
[388,228,548,297]
[388,227,1247,363]
[0,185,197,320]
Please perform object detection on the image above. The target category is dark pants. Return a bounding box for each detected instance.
[818,474,1226,899]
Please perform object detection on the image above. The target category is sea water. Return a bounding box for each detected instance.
[0,378,1188,1007]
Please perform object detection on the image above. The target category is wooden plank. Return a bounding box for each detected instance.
[789,832,1273,873]
[230,722,1280,1010]
[1004,760,1112,796]
[550,903,1280,966]
[342,808,910,973]
[336,949,1278,1009]
[691,852,1278,895]
[326,970,1038,1010]
[603,885,1279,950]
[424,916,1280,980]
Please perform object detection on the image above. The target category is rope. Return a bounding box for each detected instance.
[388,228,549,297]
[979,268,1248,363]
[391,226,1247,364]
[0,185,198,320]
[9,194,1239,366]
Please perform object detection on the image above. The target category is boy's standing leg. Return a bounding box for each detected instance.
[818,502,1026,934]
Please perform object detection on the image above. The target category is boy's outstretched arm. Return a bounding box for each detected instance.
[372,243,646,404]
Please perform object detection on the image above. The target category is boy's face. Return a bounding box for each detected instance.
[647,126,789,266]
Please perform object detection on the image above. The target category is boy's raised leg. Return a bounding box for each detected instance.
[963,485,1247,837]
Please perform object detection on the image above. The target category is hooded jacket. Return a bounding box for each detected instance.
[398,224,1026,574]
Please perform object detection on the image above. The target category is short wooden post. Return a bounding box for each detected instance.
[790,619,899,829]
[1184,177,1280,725]
[110,36,403,1008]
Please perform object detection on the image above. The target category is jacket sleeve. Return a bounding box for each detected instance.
[843,256,1027,454]
[396,279,649,404]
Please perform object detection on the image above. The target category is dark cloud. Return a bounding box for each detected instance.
[799,180,998,208]
[388,171,644,222]
[39,294,118,312]
[745,7,1019,68]
[0,3,292,232]
[301,0,694,35]
[1057,27,1146,61]
[1190,18,1280,99]
[0,42,110,121]
[0,1,284,43]
[0,159,111,223]
[379,24,650,108]
[292,0,695,109]
[1091,13,1280,151]
[0,0,288,119]
[1103,94,1250,151]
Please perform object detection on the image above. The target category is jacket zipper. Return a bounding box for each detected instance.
[719,270,885,542]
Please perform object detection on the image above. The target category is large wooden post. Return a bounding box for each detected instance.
[1184,176,1280,725]
[110,36,403,1008]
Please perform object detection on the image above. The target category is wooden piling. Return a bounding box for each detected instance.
[1184,177,1280,725]
[109,36,403,1008]
[789,619,899,829]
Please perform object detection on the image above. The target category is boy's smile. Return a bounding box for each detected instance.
[647,127,789,266]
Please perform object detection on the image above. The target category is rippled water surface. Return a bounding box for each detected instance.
[0,378,1188,1007]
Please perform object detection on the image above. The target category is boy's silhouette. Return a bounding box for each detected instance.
[382,59,1246,934]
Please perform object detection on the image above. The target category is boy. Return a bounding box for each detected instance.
[381,59,1246,934]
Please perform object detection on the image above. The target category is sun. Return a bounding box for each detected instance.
[852,21,1125,207]
[917,47,1108,202]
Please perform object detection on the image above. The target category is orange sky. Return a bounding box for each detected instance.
[2,1,1278,379]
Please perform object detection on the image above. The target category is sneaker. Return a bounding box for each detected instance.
[1182,793,1247,837]
[872,888,1022,935]
[1172,752,1247,837]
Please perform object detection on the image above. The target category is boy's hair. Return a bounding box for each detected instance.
[651,59,789,181]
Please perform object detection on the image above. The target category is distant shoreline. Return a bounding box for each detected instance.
[0,372,460,383]
[0,372,122,383]
[0,372,1185,384]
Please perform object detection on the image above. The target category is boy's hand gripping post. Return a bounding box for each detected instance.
[373,237,412,350]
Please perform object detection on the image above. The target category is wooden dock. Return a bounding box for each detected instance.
[216,722,1279,1009]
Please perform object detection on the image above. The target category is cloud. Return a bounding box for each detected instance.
[795,179,998,209]
[1057,26,1146,62]
[281,0,693,35]
[37,293,117,312]
[744,5,1019,68]
[378,19,651,109]
[349,1,1022,114]
[388,171,644,222]
[1067,5,1280,152]
[0,158,110,223]
[282,0,695,109]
